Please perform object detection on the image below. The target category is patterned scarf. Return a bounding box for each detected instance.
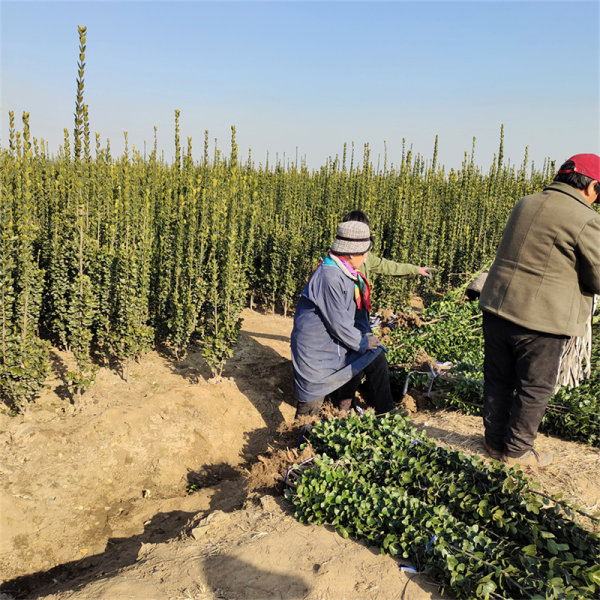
[322,253,372,312]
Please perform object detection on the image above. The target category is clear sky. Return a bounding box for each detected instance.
[1,0,598,172]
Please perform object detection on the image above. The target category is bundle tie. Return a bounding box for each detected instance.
[283,456,317,487]
[425,535,438,552]
[398,564,419,574]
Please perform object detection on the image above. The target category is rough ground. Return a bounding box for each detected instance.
[0,309,598,600]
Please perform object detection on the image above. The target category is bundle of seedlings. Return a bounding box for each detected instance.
[286,412,600,600]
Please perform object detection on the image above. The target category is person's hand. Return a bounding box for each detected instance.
[366,334,380,351]
[418,266,436,278]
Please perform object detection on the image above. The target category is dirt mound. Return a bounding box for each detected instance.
[245,418,316,495]
[375,308,423,331]
[373,309,423,346]
[1,308,598,600]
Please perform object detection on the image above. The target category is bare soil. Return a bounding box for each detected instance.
[0,309,598,600]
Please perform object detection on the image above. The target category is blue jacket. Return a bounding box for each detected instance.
[291,259,381,403]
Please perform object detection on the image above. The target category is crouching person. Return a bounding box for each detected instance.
[291,220,395,419]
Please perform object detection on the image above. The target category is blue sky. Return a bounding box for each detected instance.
[1,0,598,171]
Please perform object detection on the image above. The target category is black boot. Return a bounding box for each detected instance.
[337,398,353,413]
[295,397,324,419]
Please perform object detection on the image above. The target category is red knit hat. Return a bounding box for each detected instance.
[558,154,600,182]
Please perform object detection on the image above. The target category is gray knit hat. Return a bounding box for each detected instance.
[330,221,372,254]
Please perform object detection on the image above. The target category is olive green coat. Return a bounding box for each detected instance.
[360,253,420,283]
[479,182,600,337]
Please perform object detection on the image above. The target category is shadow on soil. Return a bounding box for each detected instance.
[224,331,296,461]
[48,350,72,402]
[183,329,298,509]
[1,508,310,600]
[240,329,292,344]
[203,554,310,599]
[186,463,248,513]
[0,510,194,599]
[160,324,297,486]
[159,344,214,384]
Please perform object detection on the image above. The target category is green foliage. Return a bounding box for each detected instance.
[386,292,483,366]
[0,123,567,408]
[542,378,600,447]
[0,121,51,409]
[288,413,600,599]
[73,25,87,161]
[0,333,50,407]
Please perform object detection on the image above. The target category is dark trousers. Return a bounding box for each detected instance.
[482,312,567,457]
[295,351,394,418]
[330,352,395,414]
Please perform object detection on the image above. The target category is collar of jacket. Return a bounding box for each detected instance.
[543,181,597,211]
[324,253,358,281]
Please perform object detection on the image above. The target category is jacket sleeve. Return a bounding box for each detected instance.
[367,253,420,276]
[577,218,600,295]
[311,271,369,353]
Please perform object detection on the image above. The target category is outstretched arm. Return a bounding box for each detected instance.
[366,253,420,276]
[367,253,435,277]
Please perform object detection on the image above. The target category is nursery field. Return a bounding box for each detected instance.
[2,26,599,600]
[1,309,599,600]
[1,25,558,410]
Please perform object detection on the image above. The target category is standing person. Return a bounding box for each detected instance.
[342,210,435,281]
[479,154,600,467]
[291,220,396,418]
